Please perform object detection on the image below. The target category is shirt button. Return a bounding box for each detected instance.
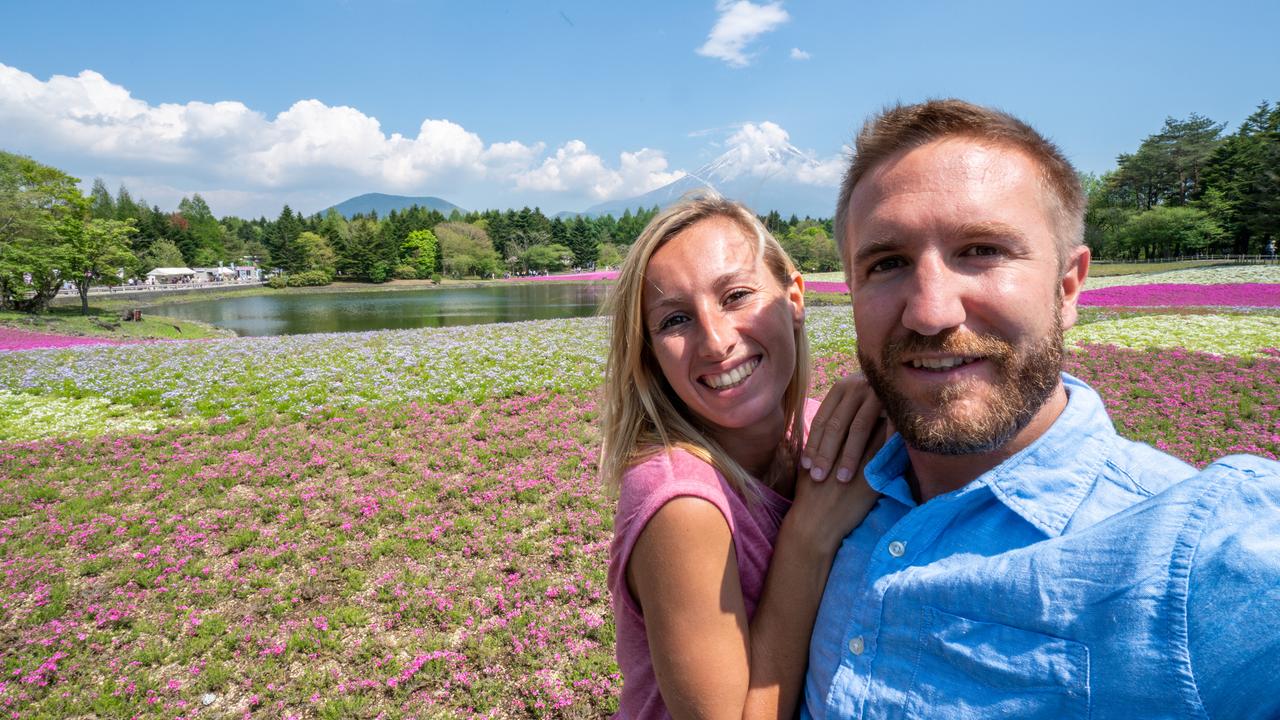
[848,636,865,655]
[888,540,906,558]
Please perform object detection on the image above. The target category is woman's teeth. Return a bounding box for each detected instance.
[911,357,978,371]
[704,357,761,389]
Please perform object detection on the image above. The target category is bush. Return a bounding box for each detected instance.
[284,270,332,287]
[392,264,419,280]
[431,273,443,285]
[266,276,287,289]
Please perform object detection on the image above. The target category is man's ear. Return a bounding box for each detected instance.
[1058,245,1090,330]
[788,272,806,327]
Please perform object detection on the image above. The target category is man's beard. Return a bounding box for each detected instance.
[858,317,1064,455]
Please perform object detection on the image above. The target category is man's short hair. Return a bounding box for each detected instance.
[835,99,1085,274]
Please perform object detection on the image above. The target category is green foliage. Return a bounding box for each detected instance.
[266,275,287,289]
[401,229,438,278]
[141,238,186,270]
[780,224,840,272]
[392,264,419,280]
[0,151,87,312]
[1111,206,1224,259]
[284,270,333,287]
[65,218,138,314]
[520,243,574,273]
[437,222,501,278]
[596,242,625,268]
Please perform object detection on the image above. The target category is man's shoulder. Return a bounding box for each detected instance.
[1181,455,1280,716]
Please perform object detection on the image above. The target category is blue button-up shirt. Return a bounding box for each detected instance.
[804,373,1280,719]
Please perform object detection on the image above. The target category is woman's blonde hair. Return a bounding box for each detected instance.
[599,193,809,498]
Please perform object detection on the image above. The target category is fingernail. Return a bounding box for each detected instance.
[800,455,812,469]
[837,468,852,483]
[810,467,826,481]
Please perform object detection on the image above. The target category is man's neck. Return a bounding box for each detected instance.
[906,383,1069,503]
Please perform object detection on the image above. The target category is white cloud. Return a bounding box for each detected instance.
[790,47,811,61]
[696,1,790,68]
[515,141,684,201]
[716,121,843,186]
[0,62,676,215]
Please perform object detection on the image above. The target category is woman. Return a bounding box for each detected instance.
[601,194,883,719]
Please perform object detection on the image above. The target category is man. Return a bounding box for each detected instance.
[802,100,1280,719]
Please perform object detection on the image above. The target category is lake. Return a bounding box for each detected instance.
[144,282,612,337]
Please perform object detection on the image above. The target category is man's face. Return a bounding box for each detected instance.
[842,138,1087,454]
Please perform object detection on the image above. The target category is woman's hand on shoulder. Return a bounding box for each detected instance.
[801,372,885,484]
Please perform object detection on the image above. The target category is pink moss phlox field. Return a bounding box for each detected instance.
[2,343,1277,717]
[505,271,618,282]
[1079,283,1280,307]
[1,392,618,717]
[805,281,850,294]
[0,328,131,352]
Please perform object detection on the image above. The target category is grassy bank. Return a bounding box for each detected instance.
[0,307,232,340]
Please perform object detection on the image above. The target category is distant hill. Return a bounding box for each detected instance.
[583,142,837,219]
[323,193,466,219]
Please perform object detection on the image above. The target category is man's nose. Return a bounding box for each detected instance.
[901,257,966,336]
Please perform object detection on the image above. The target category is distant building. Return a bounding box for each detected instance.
[193,267,237,283]
[230,264,262,281]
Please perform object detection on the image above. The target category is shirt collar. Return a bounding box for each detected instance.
[862,373,1117,537]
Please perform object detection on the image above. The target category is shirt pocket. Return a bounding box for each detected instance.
[903,607,1090,720]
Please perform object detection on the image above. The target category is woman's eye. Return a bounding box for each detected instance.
[657,313,689,332]
[725,289,752,303]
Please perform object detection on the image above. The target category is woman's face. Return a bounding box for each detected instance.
[641,217,805,437]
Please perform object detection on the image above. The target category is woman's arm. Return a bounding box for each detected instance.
[627,471,879,719]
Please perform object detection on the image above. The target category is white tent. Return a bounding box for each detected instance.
[145,267,196,284]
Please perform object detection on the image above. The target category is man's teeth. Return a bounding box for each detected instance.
[705,358,761,389]
[911,357,979,370]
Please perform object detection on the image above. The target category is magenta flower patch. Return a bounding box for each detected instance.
[1079,283,1280,307]
[0,328,129,352]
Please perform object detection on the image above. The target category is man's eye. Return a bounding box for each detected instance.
[725,289,752,304]
[962,245,1001,257]
[868,257,905,274]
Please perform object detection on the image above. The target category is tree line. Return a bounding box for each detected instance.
[1084,100,1279,259]
[15,98,1264,315]
[0,148,841,313]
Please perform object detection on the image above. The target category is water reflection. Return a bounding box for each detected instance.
[145,283,612,337]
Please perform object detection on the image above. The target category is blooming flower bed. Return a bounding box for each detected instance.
[1067,314,1280,358]
[1078,283,1280,307]
[1083,264,1280,289]
[3,289,1280,717]
[1,339,1276,717]
[0,328,130,352]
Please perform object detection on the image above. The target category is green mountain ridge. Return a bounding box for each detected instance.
[324,193,465,218]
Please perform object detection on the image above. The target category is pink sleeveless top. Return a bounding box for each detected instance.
[607,401,817,719]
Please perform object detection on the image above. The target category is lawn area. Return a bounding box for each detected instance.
[2,269,1279,718]
[0,308,231,341]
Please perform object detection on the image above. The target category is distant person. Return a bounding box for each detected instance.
[601,194,885,718]
[802,99,1280,718]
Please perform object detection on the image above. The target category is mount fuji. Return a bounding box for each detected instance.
[582,129,843,219]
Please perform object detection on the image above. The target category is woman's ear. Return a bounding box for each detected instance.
[788,272,806,327]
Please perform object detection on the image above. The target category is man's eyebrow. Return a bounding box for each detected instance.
[954,220,1029,241]
[851,235,902,266]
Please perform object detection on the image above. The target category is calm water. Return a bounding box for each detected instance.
[145,283,611,337]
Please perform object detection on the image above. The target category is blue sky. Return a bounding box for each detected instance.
[1,1,1275,218]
